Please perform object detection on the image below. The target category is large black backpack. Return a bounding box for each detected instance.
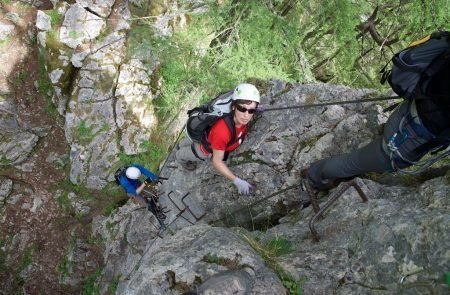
[114,166,129,185]
[380,31,450,101]
[186,91,242,152]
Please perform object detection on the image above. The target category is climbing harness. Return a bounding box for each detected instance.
[141,185,170,227]
[384,102,450,175]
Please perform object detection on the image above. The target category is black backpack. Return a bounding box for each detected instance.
[186,91,243,152]
[114,166,129,185]
[380,31,450,101]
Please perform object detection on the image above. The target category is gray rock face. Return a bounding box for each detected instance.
[159,82,380,230]
[0,98,19,130]
[0,21,15,41]
[67,192,91,216]
[194,268,254,294]
[5,12,20,25]
[115,58,159,154]
[19,0,45,8]
[95,81,449,294]
[272,176,449,294]
[0,176,13,206]
[33,2,449,293]
[59,238,99,287]
[37,1,175,188]
[75,0,116,18]
[36,10,51,31]
[92,203,162,293]
[0,130,39,165]
[58,7,127,188]
[115,225,285,295]
[60,3,105,49]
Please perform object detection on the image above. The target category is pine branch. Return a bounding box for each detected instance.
[355,6,399,47]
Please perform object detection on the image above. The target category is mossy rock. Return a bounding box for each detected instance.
[42,31,75,95]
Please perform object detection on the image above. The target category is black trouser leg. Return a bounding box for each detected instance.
[308,137,392,188]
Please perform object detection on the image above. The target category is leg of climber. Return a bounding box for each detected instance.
[175,137,210,171]
[306,137,392,190]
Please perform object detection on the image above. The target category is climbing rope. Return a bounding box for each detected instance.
[156,123,186,179]
[261,95,399,112]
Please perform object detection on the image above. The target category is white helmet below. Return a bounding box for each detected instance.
[232,83,260,103]
[126,167,141,179]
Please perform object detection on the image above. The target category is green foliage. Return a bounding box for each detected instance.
[203,254,225,265]
[101,182,124,195]
[55,178,93,214]
[15,245,36,284]
[283,278,302,295]
[119,140,165,173]
[264,237,293,256]
[443,272,450,286]
[56,191,72,214]
[202,253,241,269]
[129,0,305,121]
[126,21,156,61]
[57,235,77,281]
[242,234,302,294]
[206,1,304,81]
[100,184,125,213]
[296,0,449,88]
[107,275,122,294]
[65,179,93,200]
[103,202,118,217]
[0,156,12,166]
[73,120,95,145]
[72,121,108,146]
[82,268,102,295]
[0,37,9,49]
[127,0,444,123]
[0,240,6,272]
[69,31,79,39]
[48,9,63,26]
[57,254,75,281]
[37,50,58,118]
[11,71,29,88]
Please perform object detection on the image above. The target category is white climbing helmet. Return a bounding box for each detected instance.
[232,83,260,103]
[126,167,141,179]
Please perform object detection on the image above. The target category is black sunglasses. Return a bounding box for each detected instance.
[236,104,257,114]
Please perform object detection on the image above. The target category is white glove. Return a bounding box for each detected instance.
[232,177,253,195]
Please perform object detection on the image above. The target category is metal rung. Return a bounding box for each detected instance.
[308,180,368,242]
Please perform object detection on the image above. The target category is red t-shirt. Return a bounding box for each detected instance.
[200,118,247,154]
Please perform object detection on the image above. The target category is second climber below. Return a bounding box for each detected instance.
[116,164,158,207]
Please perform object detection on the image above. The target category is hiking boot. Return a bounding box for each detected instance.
[300,167,340,192]
[180,161,197,171]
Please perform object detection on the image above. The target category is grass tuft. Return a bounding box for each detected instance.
[242,235,303,294]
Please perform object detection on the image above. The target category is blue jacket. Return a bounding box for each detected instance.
[119,164,157,197]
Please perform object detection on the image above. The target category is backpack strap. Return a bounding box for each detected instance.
[408,31,450,47]
[223,114,237,146]
[413,47,450,100]
[115,166,129,185]
[413,129,450,155]
[200,114,240,154]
